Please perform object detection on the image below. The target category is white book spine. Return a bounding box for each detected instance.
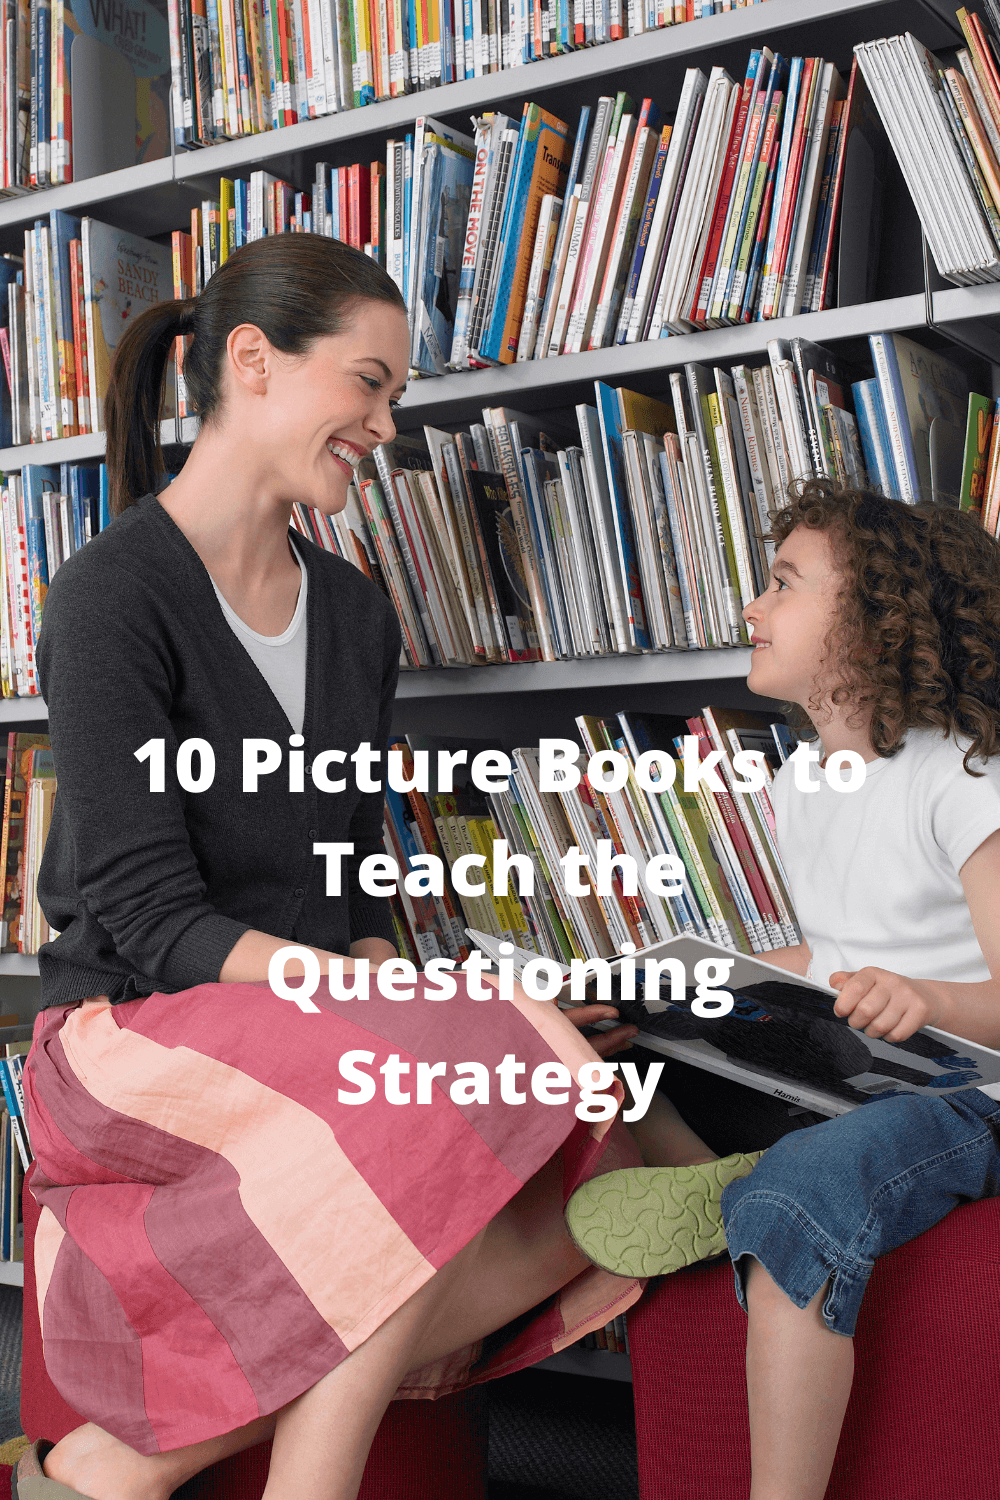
[516,193,561,362]
[589,124,653,350]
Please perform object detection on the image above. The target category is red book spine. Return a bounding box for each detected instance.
[348,163,371,249]
[338,168,349,241]
[69,237,90,433]
[687,719,780,935]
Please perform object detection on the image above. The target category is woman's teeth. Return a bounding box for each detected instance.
[327,441,360,469]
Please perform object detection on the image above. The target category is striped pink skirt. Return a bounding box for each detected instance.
[23,978,643,1455]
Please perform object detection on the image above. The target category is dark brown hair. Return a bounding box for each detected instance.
[769,480,1000,771]
[103,233,407,517]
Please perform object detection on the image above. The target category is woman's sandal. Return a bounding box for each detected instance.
[565,1153,763,1278]
[13,1440,94,1499]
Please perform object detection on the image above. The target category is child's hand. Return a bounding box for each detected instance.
[830,968,941,1042]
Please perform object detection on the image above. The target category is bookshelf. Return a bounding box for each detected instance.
[0,0,961,257]
[0,0,995,1353]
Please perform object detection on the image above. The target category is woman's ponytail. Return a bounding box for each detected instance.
[102,234,405,518]
[104,299,195,518]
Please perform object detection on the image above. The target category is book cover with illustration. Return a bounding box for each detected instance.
[470,931,1000,1118]
[56,0,172,182]
[81,218,173,431]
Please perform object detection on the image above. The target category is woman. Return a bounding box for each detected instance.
[17,234,645,1500]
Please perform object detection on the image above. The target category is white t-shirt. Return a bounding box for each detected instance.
[210,562,308,734]
[771,729,1000,987]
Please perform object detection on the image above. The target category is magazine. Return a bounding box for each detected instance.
[468,930,1000,1118]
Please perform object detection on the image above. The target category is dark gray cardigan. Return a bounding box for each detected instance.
[36,492,401,1007]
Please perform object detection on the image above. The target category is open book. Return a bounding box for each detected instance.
[467,931,1000,1118]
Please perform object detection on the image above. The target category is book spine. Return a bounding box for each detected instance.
[489,411,553,660]
[869,333,920,501]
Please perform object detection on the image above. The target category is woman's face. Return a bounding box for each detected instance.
[743,523,846,711]
[255,300,410,514]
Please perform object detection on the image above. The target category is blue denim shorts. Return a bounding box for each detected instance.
[720,1088,1000,1335]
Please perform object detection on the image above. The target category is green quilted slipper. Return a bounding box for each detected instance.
[565,1153,763,1279]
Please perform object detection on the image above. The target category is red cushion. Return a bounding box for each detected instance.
[21,1168,487,1500]
[628,1197,1000,1499]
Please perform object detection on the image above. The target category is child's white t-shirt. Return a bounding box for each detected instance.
[770,729,1000,987]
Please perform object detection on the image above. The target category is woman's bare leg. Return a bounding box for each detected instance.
[42,1152,594,1500]
[745,1260,854,1500]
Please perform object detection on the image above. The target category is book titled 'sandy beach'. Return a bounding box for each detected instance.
[82,219,172,432]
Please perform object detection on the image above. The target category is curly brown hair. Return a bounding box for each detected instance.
[768,480,1000,772]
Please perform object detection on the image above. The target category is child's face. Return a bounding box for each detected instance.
[744,524,844,710]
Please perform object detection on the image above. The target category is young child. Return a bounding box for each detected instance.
[566,482,1000,1500]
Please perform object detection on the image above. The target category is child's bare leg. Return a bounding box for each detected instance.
[745,1259,854,1500]
[42,1152,593,1500]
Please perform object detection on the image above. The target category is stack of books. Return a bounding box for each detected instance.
[159,0,773,153]
[0,731,55,955]
[3,216,174,446]
[856,5,1000,285]
[385,708,802,967]
[403,57,875,374]
[0,465,108,698]
[0,1044,29,1269]
[0,0,173,192]
[295,333,969,672]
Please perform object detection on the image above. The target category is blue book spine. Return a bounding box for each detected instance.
[0,1060,18,1122]
[68,466,86,551]
[868,333,920,501]
[20,466,55,643]
[480,111,537,362]
[99,465,110,531]
[595,381,651,650]
[852,378,899,500]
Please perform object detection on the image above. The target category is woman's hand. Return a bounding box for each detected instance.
[830,967,941,1042]
[561,1004,639,1058]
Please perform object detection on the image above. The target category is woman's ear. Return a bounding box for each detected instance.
[227,323,271,397]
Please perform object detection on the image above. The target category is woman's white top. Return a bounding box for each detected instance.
[210,561,308,734]
[771,729,1000,986]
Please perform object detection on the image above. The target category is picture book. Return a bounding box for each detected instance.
[469,932,1000,1118]
[81,218,172,432]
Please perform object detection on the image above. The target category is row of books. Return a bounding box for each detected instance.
[383,708,802,970]
[0,0,173,192]
[0,466,108,697]
[1,732,55,954]
[166,0,771,153]
[0,1045,29,1266]
[857,6,1000,284]
[579,1315,629,1353]
[403,53,878,376]
[1,215,175,447]
[289,327,972,672]
[3,41,880,448]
